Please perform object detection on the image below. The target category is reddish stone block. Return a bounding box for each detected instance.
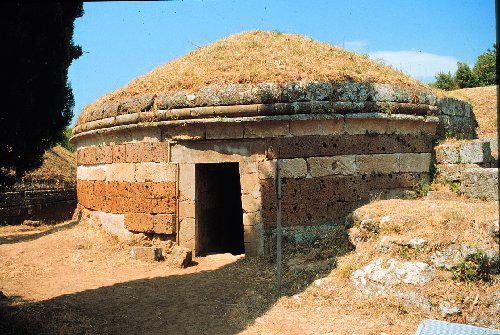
[112,144,127,163]
[124,213,154,232]
[153,214,176,234]
[125,143,143,163]
[96,146,112,164]
[150,142,169,162]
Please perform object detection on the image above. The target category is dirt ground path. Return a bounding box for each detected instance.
[0,221,427,335]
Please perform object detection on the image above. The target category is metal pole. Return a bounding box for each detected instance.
[275,159,282,296]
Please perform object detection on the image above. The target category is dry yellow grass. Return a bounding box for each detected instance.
[84,30,428,113]
[447,86,498,138]
[21,145,75,186]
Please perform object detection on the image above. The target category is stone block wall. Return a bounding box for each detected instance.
[436,97,477,140]
[0,188,76,225]
[435,140,498,200]
[74,113,437,255]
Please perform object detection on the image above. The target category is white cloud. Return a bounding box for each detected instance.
[369,50,458,82]
[344,40,368,52]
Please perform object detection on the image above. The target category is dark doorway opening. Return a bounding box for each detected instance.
[195,163,244,256]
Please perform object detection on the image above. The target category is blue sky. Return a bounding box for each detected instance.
[68,0,495,125]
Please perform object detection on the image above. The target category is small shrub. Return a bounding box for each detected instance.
[414,179,431,197]
[451,250,491,283]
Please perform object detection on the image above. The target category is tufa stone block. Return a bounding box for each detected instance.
[131,246,162,262]
[168,245,192,268]
[435,144,460,164]
[307,155,356,177]
[356,154,399,174]
[399,153,432,173]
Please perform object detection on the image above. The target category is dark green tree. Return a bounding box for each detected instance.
[473,44,497,86]
[432,72,457,91]
[454,61,478,88]
[0,3,83,187]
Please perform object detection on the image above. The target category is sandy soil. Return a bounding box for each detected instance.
[0,194,497,335]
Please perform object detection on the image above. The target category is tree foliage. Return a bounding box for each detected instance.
[0,3,83,186]
[454,61,478,88]
[432,72,457,91]
[473,44,497,86]
[431,44,497,90]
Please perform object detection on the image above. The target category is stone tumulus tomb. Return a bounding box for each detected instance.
[72,31,443,256]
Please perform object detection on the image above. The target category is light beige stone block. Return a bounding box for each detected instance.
[387,119,422,135]
[171,141,265,163]
[281,158,308,178]
[258,160,276,179]
[241,194,261,213]
[244,120,289,138]
[240,173,260,196]
[243,211,262,227]
[162,124,205,141]
[258,159,307,179]
[399,153,432,173]
[178,163,195,201]
[435,144,460,164]
[179,200,195,219]
[205,123,244,139]
[135,162,176,182]
[106,163,136,182]
[178,217,195,249]
[345,118,388,135]
[356,154,399,174]
[307,156,356,177]
[244,225,261,242]
[289,119,343,136]
[77,165,107,181]
[239,162,258,174]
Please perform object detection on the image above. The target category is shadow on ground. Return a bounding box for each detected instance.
[0,227,354,335]
[0,220,78,245]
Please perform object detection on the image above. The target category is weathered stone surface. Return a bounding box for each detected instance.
[460,167,498,200]
[205,123,244,139]
[459,140,492,164]
[239,162,258,174]
[178,164,195,201]
[307,155,356,177]
[171,140,265,163]
[179,200,195,219]
[243,120,289,138]
[168,245,192,268]
[153,214,176,234]
[266,134,433,159]
[131,246,162,262]
[436,97,476,140]
[352,258,434,295]
[241,194,261,213]
[439,302,462,317]
[436,144,460,164]
[289,118,343,136]
[162,123,205,141]
[281,158,308,178]
[399,153,431,173]
[428,243,498,270]
[240,173,259,196]
[124,213,154,232]
[356,154,399,174]
[261,173,426,227]
[178,218,195,249]
[344,117,388,135]
[106,163,136,182]
[243,211,262,226]
[376,236,427,253]
[88,211,133,242]
[135,162,176,182]
[77,165,107,181]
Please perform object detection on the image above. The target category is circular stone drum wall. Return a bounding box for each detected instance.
[73,106,438,257]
